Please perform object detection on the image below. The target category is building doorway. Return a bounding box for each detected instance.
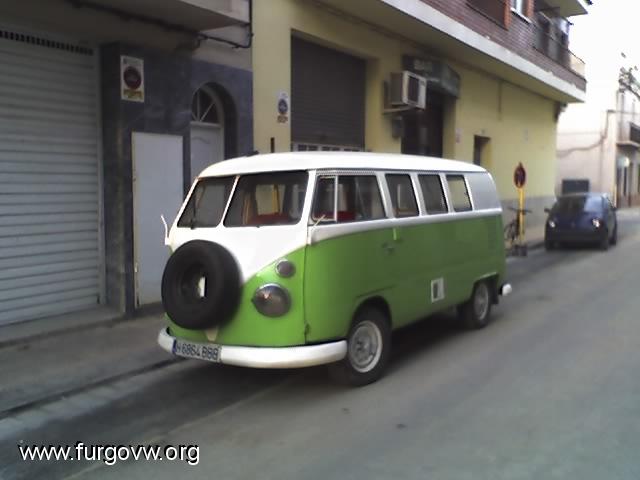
[0,27,102,325]
[401,91,444,157]
[190,85,225,183]
[473,135,490,166]
[291,36,365,150]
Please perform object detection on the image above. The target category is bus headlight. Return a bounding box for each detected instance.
[592,218,601,228]
[548,220,556,229]
[252,284,291,317]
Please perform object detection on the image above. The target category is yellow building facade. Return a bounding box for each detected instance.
[252,0,586,223]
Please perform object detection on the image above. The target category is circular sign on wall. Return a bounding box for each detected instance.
[277,91,289,124]
[514,162,527,188]
[123,66,142,90]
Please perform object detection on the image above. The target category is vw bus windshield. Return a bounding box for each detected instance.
[177,176,235,228]
[224,171,308,227]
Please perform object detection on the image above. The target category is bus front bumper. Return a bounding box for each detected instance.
[158,328,347,369]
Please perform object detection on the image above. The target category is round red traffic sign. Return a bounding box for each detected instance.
[123,66,142,90]
[514,162,526,188]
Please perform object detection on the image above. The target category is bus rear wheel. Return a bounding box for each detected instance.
[328,307,391,386]
[459,280,493,330]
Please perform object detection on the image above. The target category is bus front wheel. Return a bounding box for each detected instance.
[328,307,391,387]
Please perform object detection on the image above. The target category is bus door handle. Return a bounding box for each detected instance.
[381,241,396,253]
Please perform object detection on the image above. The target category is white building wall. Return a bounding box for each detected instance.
[556,0,640,200]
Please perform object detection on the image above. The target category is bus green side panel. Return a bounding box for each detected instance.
[385,214,506,329]
[168,248,307,347]
[303,214,505,342]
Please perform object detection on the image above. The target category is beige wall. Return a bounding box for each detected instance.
[253,0,560,202]
[252,0,422,154]
[448,65,558,199]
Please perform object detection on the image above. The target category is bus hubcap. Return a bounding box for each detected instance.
[349,320,382,373]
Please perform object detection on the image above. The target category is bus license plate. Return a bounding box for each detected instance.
[172,339,221,363]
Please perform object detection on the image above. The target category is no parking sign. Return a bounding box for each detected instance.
[514,162,527,188]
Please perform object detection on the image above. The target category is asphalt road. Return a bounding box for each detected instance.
[3,210,640,480]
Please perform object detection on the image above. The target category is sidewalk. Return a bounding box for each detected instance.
[505,223,546,255]
[0,313,173,416]
[523,223,546,249]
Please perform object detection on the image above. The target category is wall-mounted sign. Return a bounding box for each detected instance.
[277,91,289,124]
[121,56,145,103]
[514,162,527,188]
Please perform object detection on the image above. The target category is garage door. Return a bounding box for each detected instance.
[291,36,366,149]
[0,28,101,325]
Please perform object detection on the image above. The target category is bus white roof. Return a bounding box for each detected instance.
[198,152,487,178]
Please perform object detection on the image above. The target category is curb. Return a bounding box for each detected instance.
[506,237,545,258]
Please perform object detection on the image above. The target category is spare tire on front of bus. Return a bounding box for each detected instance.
[161,240,241,330]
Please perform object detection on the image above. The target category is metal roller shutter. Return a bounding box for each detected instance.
[0,28,101,325]
[291,36,365,149]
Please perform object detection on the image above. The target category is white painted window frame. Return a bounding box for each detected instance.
[511,0,530,20]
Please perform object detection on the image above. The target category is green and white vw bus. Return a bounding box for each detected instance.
[158,152,511,385]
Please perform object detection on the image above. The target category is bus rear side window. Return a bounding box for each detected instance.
[446,175,472,212]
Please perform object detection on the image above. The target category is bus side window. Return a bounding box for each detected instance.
[312,175,385,223]
[385,174,419,217]
[446,175,472,212]
[418,174,448,214]
[350,175,385,221]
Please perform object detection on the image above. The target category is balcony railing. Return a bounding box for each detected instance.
[467,0,507,27]
[533,25,585,76]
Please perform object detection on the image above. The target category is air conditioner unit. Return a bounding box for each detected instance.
[389,71,427,109]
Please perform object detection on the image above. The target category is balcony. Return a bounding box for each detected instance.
[533,24,585,77]
[534,0,589,18]
[618,123,640,149]
[467,0,507,28]
[72,0,249,31]
[313,0,585,102]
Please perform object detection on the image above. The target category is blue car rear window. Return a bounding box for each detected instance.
[554,196,602,214]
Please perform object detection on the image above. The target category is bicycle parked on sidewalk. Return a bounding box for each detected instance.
[504,206,531,256]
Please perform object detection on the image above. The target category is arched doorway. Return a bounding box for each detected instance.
[190,85,225,182]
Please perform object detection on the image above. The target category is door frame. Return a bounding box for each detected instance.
[190,120,225,157]
[131,132,184,307]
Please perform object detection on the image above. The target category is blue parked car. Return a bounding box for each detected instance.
[544,193,618,250]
